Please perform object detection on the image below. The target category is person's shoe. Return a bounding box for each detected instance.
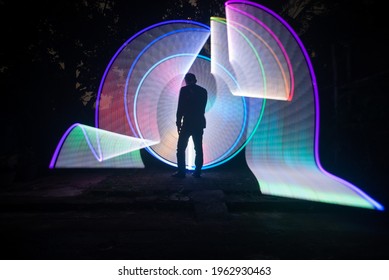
[192,171,201,178]
[171,171,186,178]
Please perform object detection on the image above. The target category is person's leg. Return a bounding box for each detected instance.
[176,128,190,175]
[192,128,204,176]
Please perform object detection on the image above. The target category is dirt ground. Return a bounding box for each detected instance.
[1,165,388,260]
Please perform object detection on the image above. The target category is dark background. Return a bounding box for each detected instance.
[1,0,388,206]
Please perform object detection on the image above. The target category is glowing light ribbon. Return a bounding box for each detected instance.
[49,2,384,211]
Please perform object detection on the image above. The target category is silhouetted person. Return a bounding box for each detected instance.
[172,73,207,178]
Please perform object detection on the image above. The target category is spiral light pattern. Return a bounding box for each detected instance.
[49,1,383,210]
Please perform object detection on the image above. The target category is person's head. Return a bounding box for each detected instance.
[184,73,197,85]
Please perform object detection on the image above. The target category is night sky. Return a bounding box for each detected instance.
[0,0,388,205]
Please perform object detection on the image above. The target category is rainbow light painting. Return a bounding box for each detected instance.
[225,1,383,210]
[49,1,384,210]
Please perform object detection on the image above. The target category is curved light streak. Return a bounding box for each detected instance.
[49,123,155,168]
[212,16,292,100]
[224,5,295,101]
[227,0,384,210]
[211,17,267,98]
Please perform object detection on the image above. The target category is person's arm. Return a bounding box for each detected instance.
[202,89,208,113]
[202,89,208,128]
[176,89,184,134]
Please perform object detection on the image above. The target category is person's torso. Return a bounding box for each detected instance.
[181,84,207,128]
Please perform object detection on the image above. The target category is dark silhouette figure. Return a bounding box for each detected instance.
[172,73,208,178]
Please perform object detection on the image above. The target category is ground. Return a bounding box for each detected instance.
[0,162,388,260]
